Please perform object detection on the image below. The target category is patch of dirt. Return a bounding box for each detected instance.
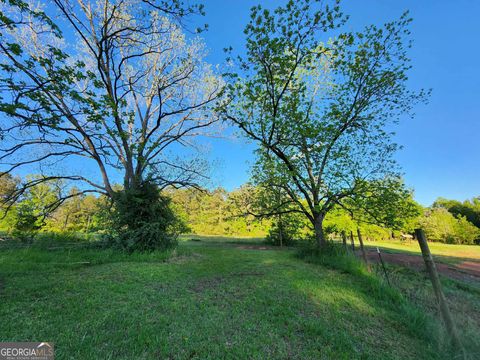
[167,253,203,264]
[236,245,287,251]
[190,272,265,293]
[455,261,480,275]
[365,249,480,283]
[191,276,225,293]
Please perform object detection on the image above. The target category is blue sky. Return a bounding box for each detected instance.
[197,0,480,206]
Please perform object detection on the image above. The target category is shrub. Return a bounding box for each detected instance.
[105,181,183,252]
[265,213,306,246]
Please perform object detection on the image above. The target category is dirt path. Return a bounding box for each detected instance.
[365,249,480,283]
[237,244,287,251]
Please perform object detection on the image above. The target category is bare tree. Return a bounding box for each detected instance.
[0,0,224,210]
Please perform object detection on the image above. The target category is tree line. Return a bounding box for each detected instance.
[0,0,475,251]
[1,172,478,245]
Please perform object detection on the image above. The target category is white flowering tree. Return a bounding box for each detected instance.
[0,0,224,249]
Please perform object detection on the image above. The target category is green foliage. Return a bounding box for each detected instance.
[348,178,422,230]
[323,204,411,242]
[265,212,308,246]
[454,216,480,244]
[0,172,18,202]
[9,177,61,238]
[105,181,181,252]
[223,0,428,247]
[46,190,106,233]
[12,202,42,233]
[168,186,269,237]
[419,208,480,244]
[434,197,480,228]
[323,207,356,235]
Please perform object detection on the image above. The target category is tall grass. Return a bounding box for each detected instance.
[296,242,449,353]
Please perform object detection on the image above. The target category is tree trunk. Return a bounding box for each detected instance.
[86,215,91,232]
[341,231,347,250]
[63,213,69,231]
[313,213,326,249]
[357,228,368,265]
[278,214,283,247]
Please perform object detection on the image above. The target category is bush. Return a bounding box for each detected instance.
[105,181,183,252]
[265,214,305,246]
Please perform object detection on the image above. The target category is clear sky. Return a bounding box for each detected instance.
[196,0,480,206]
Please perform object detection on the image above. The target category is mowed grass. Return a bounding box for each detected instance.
[0,239,461,359]
[179,234,266,246]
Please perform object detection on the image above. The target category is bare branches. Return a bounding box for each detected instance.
[0,173,106,217]
[0,0,224,209]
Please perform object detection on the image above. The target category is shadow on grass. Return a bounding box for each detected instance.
[361,241,480,266]
[295,243,478,359]
[0,240,468,359]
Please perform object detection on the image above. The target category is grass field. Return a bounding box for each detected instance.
[363,239,480,263]
[0,236,478,359]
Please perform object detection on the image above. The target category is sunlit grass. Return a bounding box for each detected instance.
[363,239,480,262]
[0,239,473,359]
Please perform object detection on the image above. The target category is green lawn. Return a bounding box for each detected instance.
[0,238,476,359]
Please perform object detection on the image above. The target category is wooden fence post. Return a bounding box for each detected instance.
[376,247,391,286]
[341,231,347,250]
[350,231,355,251]
[357,228,368,265]
[415,229,464,353]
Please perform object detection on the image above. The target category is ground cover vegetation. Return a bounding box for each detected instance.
[0,1,478,358]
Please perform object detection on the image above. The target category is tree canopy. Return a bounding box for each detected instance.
[0,0,223,200]
[222,0,428,248]
[0,0,477,250]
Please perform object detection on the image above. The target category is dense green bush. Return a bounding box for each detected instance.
[265,212,308,246]
[105,181,183,252]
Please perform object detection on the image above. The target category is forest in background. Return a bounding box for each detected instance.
[1,172,479,245]
[0,0,478,252]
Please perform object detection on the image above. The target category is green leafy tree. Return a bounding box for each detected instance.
[453,216,480,245]
[12,177,61,234]
[167,185,269,237]
[323,207,356,236]
[0,173,19,230]
[419,207,480,244]
[0,172,18,202]
[344,177,422,232]
[48,189,104,232]
[223,0,427,249]
[433,197,480,228]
